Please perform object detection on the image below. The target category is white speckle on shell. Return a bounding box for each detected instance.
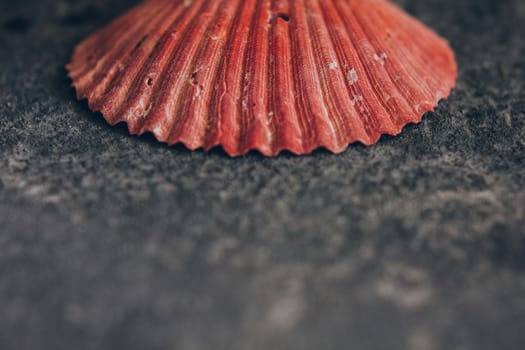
[373,52,388,66]
[153,124,163,136]
[347,68,358,85]
[328,61,339,70]
[350,95,364,106]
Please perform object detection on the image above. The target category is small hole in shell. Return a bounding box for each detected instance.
[190,72,199,85]
[135,35,149,50]
[146,78,153,86]
[269,13,290,24]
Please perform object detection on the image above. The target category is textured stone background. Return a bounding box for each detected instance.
[1,0,524,349]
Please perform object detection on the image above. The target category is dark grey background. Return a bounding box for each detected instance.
[1,0,524,349]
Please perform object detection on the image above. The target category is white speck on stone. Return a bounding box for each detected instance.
[207,236,239,263]
[347,68,358,84]
[374,52,388,66]
[266,294,305,331]
[195,85,202,98]
[328,61,339,70]
[374,264,433,310]
[409,328,436,350]
[26,185,46,196]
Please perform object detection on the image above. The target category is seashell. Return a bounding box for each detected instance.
[67,0,457,156]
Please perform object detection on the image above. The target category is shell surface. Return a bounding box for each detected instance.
[67,0,457,156]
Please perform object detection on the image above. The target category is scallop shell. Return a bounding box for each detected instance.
[67,0,457,156]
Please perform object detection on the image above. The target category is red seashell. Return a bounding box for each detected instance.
[67,0,457,156]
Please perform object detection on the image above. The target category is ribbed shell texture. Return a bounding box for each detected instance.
[67,0,457,156]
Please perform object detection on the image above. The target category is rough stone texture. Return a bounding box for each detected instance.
[0,0,524,349]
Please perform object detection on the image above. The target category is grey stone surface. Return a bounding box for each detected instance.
[1,0,524,349]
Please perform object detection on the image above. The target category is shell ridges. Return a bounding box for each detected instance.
[67,0,457,156]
